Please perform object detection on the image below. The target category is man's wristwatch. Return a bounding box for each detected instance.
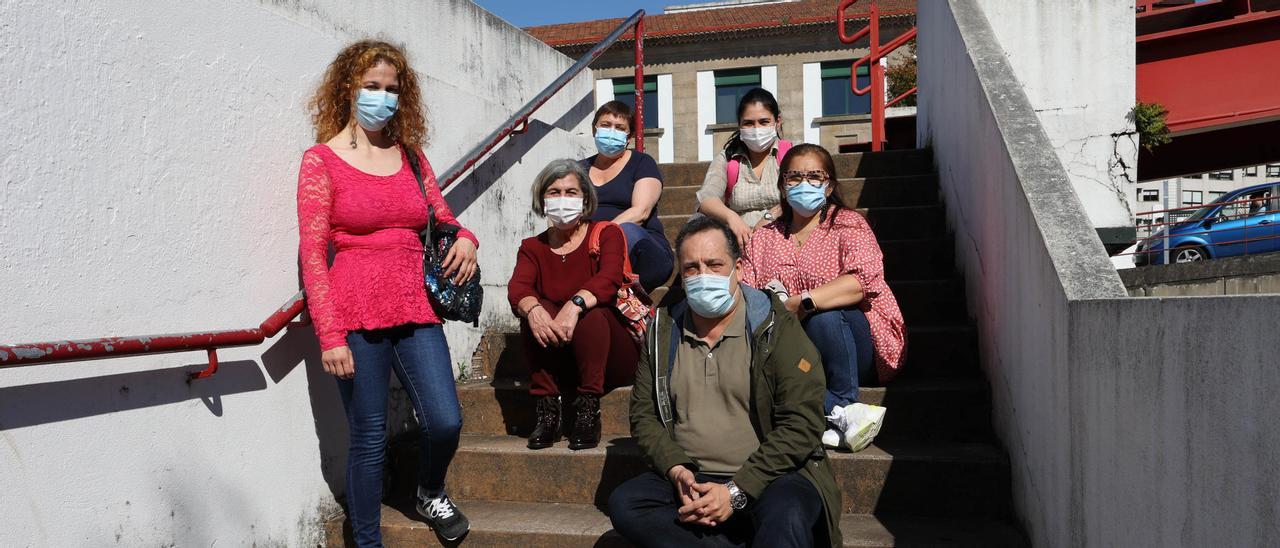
[800,291,817,313]
[570,295,587,314]
[725,480,749,510]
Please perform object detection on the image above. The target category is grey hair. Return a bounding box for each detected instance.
[531,159,597,218]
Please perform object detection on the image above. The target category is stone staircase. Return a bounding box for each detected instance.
[325,149,1029,547]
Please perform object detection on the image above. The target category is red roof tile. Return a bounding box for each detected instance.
[526,0,916,47]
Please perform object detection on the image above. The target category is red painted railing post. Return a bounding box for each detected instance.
[634,15,646,153]
[869,2,885,151]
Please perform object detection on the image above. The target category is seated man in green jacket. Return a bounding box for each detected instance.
[608,216,843,548]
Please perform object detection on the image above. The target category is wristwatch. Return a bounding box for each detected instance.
[725,481,749,510]
[800,291,817,313]
[570,295,587,314]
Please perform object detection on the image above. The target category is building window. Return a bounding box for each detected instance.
[1208,171,1234,180]
[714,68,762,124]
[1268,164,1280,178]
[1181,190,1203,206]
[1185,173,1202,179]
[1209,191,1227,202]
[1138,189,1160,202]
[820,61,872,117]
[1244,166,1258,177]
[612,76,659,130]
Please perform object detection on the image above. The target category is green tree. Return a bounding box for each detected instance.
[886,39,917,108]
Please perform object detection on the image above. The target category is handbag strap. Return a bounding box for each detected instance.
[404,146,438,262]
[588,221,638,280]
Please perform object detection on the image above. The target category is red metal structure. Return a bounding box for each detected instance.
[837,0,917,152]
[0,11,648,377]
[1136,0,1280,180]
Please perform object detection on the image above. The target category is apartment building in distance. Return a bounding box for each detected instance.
[525,0,916,164]
[1130,162,1280,228]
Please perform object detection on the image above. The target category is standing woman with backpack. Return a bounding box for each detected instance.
[297,40,477,546]
[695,88,793,250]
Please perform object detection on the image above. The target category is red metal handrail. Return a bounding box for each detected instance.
[437,10,646,190]
[1,11,648,377]
[838,0,917,152]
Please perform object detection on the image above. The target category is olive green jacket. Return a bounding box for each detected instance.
[629,283,842,547]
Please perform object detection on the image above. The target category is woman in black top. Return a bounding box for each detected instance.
[580,100,674,291]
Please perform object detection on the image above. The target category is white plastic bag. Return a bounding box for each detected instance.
[828,403,886,452]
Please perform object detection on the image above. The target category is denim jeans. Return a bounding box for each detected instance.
[608,470,824,548]
[618,221,675,292]
[338,323,462,548]
[801,307,877,414]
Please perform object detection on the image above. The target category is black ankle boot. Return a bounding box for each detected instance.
[527,395,562,450]
[568,394,602,450]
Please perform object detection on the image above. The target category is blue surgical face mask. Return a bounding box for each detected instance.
[787,182,828,217]
[684,266,737,318]
[355,89,399,131]
[594,127,629,157]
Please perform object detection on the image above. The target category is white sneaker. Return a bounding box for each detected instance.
[822,428,843,448]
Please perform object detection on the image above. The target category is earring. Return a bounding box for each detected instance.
[349,123,357,150]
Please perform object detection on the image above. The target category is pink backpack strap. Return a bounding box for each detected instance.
[723,140,792,203]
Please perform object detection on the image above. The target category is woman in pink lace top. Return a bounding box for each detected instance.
[296,40,476,545]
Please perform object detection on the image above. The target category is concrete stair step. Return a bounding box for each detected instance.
[325,500,1027,547]
[656,149,937,189]
[657,174,941,223]
[476,324,978,382]
[891,277,969,325]
[458,377,993,442]
[388,434,1012,519]
[657,202,946,244]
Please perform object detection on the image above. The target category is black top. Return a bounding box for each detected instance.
[580,151,666,241]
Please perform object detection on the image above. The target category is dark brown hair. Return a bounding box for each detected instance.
[592,100,636,137]
[777,143,850,230]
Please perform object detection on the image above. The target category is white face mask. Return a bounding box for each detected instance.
[544,196,584,229]
[740,126,778,153]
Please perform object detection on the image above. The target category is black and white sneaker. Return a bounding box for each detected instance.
[415,486,470,541]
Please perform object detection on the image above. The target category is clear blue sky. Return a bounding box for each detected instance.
[475,1,671,28]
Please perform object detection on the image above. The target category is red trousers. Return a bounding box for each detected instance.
[520,301,639,397]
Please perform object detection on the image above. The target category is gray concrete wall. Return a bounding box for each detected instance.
[919,1,1278,546]
[1121,253,1280,296]
[1068,297,1280,547]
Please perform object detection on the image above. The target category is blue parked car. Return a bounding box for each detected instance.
[1135,182,1279,266]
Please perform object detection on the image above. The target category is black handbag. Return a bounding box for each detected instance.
[405,148,483,326]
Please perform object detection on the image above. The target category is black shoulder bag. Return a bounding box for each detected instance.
[405,148,483,326]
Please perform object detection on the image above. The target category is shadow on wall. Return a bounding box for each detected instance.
[443,90,594,216]
[0,360,267,430]
[262,324,351,503]
[0,325,352,504]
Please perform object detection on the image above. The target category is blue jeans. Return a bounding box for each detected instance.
[801,307,877,414]
[619,222,674,292]
[338,324,461,548]
[608,470,824,548]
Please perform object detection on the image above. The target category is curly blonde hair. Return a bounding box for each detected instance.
[309,40,428,148]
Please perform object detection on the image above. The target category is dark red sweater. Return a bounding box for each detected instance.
[507,221,627,311]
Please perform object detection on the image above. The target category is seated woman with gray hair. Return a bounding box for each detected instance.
[507,159,638,451]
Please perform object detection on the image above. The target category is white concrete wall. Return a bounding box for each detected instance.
[802,62,822,145]
[969,0,1138,230]
[0,0,592,545]
[696,70,716,161]
[919,1,1279,546]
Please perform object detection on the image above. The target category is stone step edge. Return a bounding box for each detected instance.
[447,433,1010,467]
[325,500,1027,548]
